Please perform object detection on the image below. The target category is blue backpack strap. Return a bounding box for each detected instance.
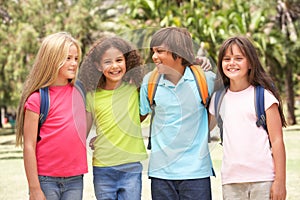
[38,87,50,141]
[214,87,227,145]
[255,85,267,131]
[75,80,86,105]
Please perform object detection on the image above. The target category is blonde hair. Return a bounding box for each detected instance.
[15,32,82,146]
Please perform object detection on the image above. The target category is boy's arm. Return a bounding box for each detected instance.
[266,103,286,200]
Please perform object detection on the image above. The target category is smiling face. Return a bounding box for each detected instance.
[100,47,126,89]
[151,44,183,76]
[222,44,250,86]
[55,44,79,85]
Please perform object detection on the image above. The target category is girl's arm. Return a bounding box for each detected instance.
[208,112,217,131]
[86,111,93,137]
[266,103,286,200]
[23,110,46,200]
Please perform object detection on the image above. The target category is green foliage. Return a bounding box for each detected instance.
[0,0,118,108]
[0,0,299,123]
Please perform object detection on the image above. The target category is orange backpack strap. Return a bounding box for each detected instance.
[147,68,161,107]
[190,65,209,107]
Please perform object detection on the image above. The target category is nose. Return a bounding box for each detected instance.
[111,61,118,68]
[71,60,77,66]
[152,52,158,61]
[229,58,235,65]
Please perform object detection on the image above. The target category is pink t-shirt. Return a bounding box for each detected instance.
[209,85,278,185]
[25,84,88,177]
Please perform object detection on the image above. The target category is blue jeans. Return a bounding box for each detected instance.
[151,177,212,200]
[93,162,142,200]
[38,175,83,200]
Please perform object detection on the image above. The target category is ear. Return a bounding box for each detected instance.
[95,62,102,72]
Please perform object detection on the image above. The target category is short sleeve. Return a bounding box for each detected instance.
[208,92,216,116]
[24,91,40,114]
[139,72,152,116]
[204,71,216,95]
[86,92,94,113]
[264,89,279,110]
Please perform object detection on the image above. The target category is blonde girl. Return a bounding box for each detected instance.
[16,32,87,200]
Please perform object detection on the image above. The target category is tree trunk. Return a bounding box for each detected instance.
[285,64,296,125]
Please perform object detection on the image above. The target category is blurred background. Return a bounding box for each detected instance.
[0,0,299,199]
[0,0,299,126]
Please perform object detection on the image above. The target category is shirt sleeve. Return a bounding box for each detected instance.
[24,91,40,114]
[204,71,216,95]
[208,92,216,116]
[139,72,152,116]
[264,89,279,110]
[86,92,94,113]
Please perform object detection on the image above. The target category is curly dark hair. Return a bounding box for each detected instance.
[78,36,143,92]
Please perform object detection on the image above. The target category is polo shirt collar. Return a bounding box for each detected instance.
[159,66,194,86]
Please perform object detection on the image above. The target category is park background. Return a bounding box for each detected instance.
[0,0,299,199]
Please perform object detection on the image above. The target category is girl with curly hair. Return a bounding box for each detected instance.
[79,36,148,200]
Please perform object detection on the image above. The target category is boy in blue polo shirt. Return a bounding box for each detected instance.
[140,27,215,200]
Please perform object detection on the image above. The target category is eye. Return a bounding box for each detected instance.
[116,58,124,62]
[157,48,166,53]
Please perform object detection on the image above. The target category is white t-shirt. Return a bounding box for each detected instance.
[209,85,279,185]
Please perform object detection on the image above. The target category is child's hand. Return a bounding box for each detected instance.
[29,188,46,200]
[195,56,212,71]
[270,180,286,200]
[89,136,97,150]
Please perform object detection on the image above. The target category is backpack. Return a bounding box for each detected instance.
[37,80,86,141]
[146,65,210,149]
[214,85,267,145]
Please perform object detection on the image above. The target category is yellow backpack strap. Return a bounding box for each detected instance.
[147,68,161,107]
[190,65,209,107]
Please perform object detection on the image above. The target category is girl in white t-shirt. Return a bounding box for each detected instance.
[209,36,286,200]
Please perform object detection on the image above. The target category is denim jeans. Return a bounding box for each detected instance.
[93,162,142,200]
[151,177,212,200]
[38,175,83,200]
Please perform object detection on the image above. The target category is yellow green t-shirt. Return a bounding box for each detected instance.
[86,83,148,167]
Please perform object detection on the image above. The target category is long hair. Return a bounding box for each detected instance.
[150,27,195,66]
[214,36,286,127]
[78,36,143,92]
[15,32,82,146]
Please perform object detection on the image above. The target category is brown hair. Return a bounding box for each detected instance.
[150,27,195,66]
[215,36,286,127]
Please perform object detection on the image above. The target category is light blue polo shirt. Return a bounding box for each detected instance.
[140,67,215,179]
